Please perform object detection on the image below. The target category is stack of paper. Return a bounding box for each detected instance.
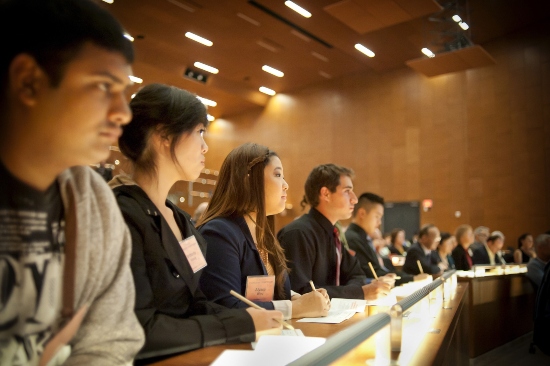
[297,298,366,324]
[211,335,325,366]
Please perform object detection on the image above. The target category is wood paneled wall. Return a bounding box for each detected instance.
[191,21,550,246]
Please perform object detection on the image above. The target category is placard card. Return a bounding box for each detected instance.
[179,235,207,273]
[245,275,275,302]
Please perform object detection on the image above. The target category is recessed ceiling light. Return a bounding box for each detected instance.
[194,62,219,74]
[102,0,113,3]
[207,114,215,122]
[185,32,213,47]
[284,1,311,18]
[421,48,435,58]
[197,96,217,107]
[452,15,462,22]
[355,44,375,57]
[259,87,276,96]
[262,65,284,77]
[129,75,143,83]
[459,22,469,30]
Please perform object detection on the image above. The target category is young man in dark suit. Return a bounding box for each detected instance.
[278,164,392,300]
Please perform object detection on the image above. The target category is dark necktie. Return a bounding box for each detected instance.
[333,227,342,286]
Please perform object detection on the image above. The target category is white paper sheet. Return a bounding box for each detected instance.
[212,335,325,366]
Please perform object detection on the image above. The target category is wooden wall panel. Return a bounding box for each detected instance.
[186,21,550,244]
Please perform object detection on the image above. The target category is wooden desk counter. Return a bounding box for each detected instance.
[150,284,468,366]
[458,272,535,358]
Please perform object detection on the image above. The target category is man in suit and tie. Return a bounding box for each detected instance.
[278,164,392,300]
[403,224,447,276]
[345,192,417,285]
[472,234,506,265]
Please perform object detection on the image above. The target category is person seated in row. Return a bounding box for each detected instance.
[471,234,506,265]
[388,228,408,255]
[0,0,145,364]
[111,84,282,360]
[403,224,447,276]
[527,234,550,291]
[514,233,536,264]
[470,226,490,252]
[278,164,392,300]
[452,224,475,270]
[431,233,456,271]
[197,143,329,319]
[345,193,415,285]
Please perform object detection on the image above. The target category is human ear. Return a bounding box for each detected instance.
[320,187,330,202]
[9,54,47,107]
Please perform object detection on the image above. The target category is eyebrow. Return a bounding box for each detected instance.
[342,185,353,189]
[93,71,127,85]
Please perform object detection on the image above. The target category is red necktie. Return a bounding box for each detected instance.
[333,227,342,286]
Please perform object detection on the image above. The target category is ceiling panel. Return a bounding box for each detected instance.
[102,0,550,118]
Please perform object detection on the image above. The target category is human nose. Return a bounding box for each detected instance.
[350,191,358,204]
[109,92,132,126]
[283,179,289,191]
[202,138,208,154]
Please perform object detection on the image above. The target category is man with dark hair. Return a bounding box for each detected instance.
[403,224,446,275]
[345,193,418,285]
[472,234,506,265]
[278,164,391,300]
[0,0,143,364]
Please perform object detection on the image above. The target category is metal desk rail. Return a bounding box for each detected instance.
[390,270,456,352]
[289,270,457,366]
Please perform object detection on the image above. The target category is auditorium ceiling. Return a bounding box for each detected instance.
[103,0,550,119]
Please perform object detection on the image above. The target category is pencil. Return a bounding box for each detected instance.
[368,262,379,280]
[417,260,424,274]
[309,280,316,292]
[229,290,294,330]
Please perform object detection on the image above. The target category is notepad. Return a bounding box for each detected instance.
[297,310,356,324]
[251,329,304,349]
[211,335,325,366]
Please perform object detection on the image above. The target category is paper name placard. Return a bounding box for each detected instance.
[179,235,207,273]
[245,275,275,302]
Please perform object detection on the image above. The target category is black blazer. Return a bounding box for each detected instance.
[198,215,291,309]
[277,208,366,299]
[113,184,254,360]
[345,223,386,278]
[471,245,506,265]
[452,245,473,270]
[403,242,440,275]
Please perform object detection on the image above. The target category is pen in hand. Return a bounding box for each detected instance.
[229,290,294,330]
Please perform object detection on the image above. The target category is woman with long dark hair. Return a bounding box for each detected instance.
[197,143,329,319]
[110,84,282,359]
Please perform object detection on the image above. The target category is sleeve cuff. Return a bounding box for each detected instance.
[272,300,292,320]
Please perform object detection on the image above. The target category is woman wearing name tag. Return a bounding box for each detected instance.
[110,84,283,360]
[197,143,330,319]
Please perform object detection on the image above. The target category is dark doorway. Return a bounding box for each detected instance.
[382,201,420,241]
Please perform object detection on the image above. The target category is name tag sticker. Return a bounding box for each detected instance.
[245,275,275,302]
[179,235,207,273]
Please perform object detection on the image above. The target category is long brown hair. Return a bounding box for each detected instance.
[198,143,289,299]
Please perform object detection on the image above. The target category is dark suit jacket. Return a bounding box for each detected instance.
[113,184,254,359]
[452,245,473,270]
[277,208,366,299]
[198,215,291,309]
[403,242,441,275]
[345,223,386,278]
[471,245,506,265]
[345,223,414,285]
